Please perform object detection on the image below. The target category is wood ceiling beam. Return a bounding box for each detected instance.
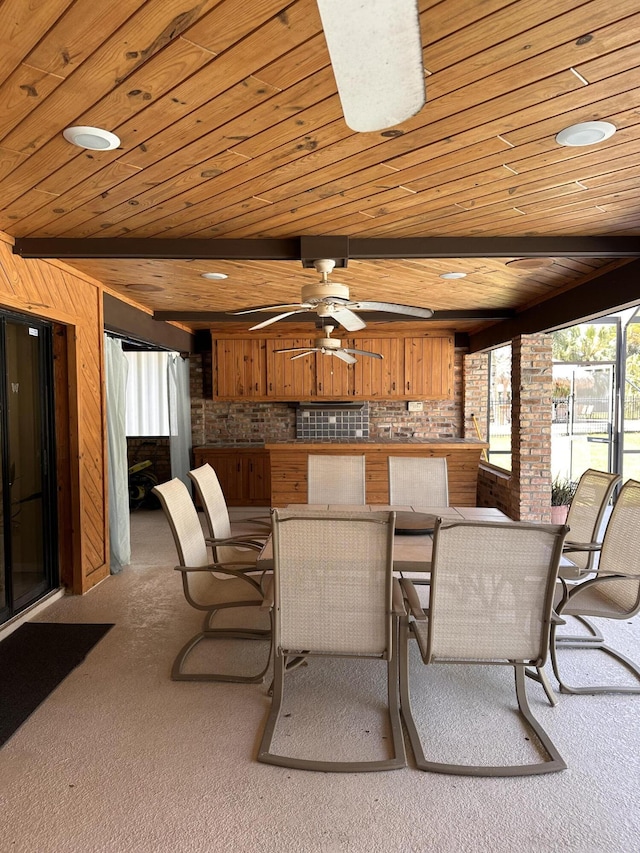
[13,236,640,261]
[469,258,640,353]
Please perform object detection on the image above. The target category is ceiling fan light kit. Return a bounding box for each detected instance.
[316,0,426,132]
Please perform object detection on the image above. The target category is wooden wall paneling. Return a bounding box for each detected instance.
[0,238,109,593]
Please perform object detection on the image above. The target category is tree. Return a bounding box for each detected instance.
[552,324,616,363]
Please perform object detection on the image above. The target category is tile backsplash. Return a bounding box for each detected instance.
[296,403,370,439]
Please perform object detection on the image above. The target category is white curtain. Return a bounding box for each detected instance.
[168,354,192,489]
[125,351,170,436]
[105,335,131,572]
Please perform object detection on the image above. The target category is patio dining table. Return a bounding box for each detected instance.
[255,505,513,577]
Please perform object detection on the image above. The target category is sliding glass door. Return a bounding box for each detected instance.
[0,313,57,624]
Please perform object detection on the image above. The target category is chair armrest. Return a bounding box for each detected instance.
[260,575,274,610]
[391,578,405,615]
[205,535,264,551]
[563,540,602,553]
[175,561,259,576]
[400,578,427,620]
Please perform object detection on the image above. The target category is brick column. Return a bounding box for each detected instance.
[510,333,553,521]
[463,351,489,441]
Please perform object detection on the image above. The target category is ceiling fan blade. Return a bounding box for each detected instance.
[316,0,425,132]
[326,307,367,331]
[229,303,303,314]
[289,350,318,360]
[343,348,384,359]
[354,301,434,319]
[331,350,358,364]
[248,309,309,330]
[273,346,318,354]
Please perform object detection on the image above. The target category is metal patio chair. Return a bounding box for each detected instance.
[257,509,406,772]
[551,478,640,694]
[153,478,271,683]
[307,454,366,504]
[388,456,449,507]
[188,462,271,547]
[400,518,568,776]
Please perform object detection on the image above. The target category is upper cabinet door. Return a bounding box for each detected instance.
[316,349,353,397]
[214,339,266,398]
[353,338,403,398]
[404,336,454,399]
[266,339,316,398]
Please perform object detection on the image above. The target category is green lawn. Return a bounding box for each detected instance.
[488,432,640,482]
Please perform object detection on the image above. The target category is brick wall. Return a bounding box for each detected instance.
[189,348,466,445]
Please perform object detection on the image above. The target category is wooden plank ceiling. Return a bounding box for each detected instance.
[2,0,640,340]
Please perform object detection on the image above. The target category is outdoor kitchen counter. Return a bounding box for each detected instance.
[265,441,488,507]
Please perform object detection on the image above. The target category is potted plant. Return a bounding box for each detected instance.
[551,475,576,523]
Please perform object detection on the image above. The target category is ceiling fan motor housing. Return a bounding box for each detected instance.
[301,281,351,306]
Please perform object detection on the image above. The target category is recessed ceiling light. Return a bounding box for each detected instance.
[439,272,467,279]
[505,258,555,270]
[201,272,228,280]
[555,121,616,147]
[62,125,120,150]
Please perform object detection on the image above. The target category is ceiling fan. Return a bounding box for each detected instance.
[316,0,426,132]
[273,324,383,364]
[229,259,434,332]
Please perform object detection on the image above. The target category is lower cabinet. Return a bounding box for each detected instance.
[193,447,271,506]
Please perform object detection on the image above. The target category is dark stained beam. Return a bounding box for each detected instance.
[153,308,516,322]
[469,259,640,352]
[13,235,640,260]
[104,293,194,353]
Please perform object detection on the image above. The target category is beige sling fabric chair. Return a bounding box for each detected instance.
[388,456,449,507]
[188,464,269,569]
[188,463,270,548]
[560,468,621,580]
[307,454,366,504]
[153,478,270,683]
[400,518,568,776]
[258,509,406,772]
[551,478,640,694]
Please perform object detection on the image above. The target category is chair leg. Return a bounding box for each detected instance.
[525,666,559,707]
[550,622,640,694]
[171,608,273,683]
[258,633,406,772]
[399,617,566,776]
[554,614,604,645]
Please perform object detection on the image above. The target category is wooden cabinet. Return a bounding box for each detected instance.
[193,447,271,506]
[214,339,266,397]
[211,327,454,401]
[353,338,402,398]
[265,338,316,398]
[404,336,453,399]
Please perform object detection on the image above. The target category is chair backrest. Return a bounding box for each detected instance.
[565,468,621,572]
[152,478,209,568]
[271,509,395,656]
[307,454,366,504]
[427,519,567,664]
[188,463,235,562]
[388,456,449,507]
[596,478,640,614]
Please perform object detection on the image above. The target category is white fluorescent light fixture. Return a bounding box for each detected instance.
[555,121,616,147]
[316,0,426,132]
[63,126,120,150]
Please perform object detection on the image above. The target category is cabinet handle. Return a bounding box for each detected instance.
[406,381,410,391]
[269,382,272,392]
[392,382,396,391]
[249,461,254,472]
[237,462,241,472]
